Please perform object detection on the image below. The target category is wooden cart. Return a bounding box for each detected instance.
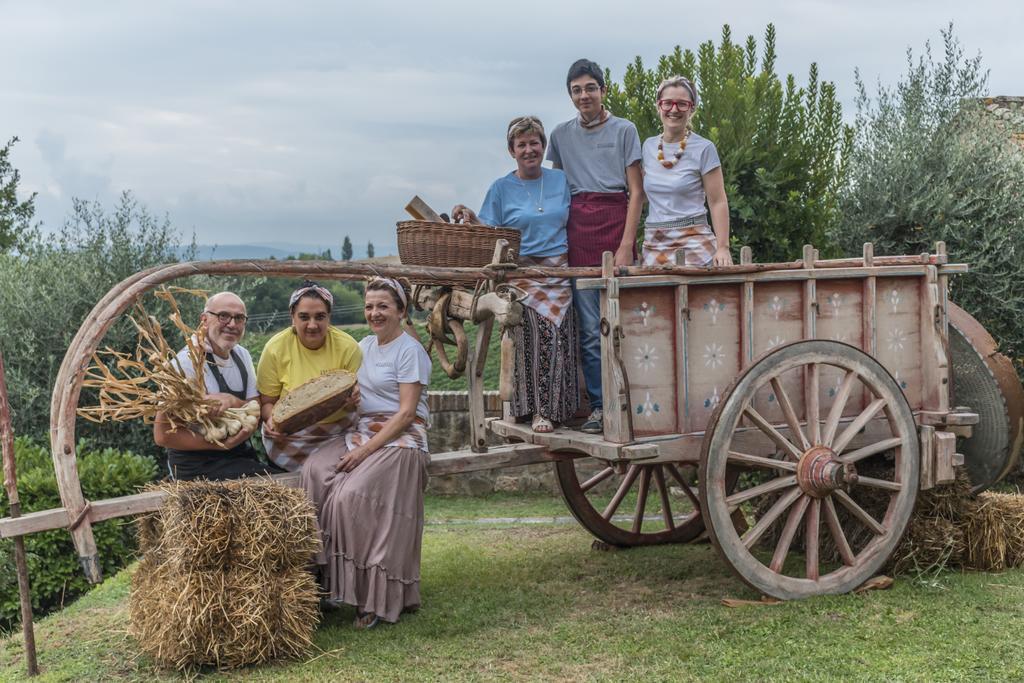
[484,243,989,599]
[6,242,1021,604]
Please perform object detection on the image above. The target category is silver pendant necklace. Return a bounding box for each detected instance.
[517,172,544,213]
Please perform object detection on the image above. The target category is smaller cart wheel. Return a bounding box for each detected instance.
[699,340,919,599]
[555,458,712,546]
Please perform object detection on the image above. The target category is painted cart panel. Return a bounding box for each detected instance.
[583,261,951,445]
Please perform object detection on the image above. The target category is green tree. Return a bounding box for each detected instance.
[341,235,353,261]
[833,25,1024,364]
[0,191,196,455]
[604,24,852,262]
[367,242,375,259]
[0,137,37,253]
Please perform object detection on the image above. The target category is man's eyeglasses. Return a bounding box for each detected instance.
[658,99,694,113]
[205,310,248,325]
[570,84,602,96]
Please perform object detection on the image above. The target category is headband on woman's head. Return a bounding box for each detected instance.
[289,283,334,309]
[370,277,408,309]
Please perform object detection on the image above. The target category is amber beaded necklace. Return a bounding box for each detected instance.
[656,130,691,169]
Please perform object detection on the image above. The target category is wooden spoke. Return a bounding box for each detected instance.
[805,498,821,580]
[856,476,902,492]
[632,468,652,534]
[742,487,803,549]
[580,467,615,493]
[601,465,640,521]
[726,475,798,506]
[727,451,798,472]
[770,377,809,451]
[770,495,810,573]
[653,466,675,531]
[665,464,701,510]
[821,370,858,446]
[556,458,716,547]
[743,406,803,460]
[805,362,821,445]
[833,489,886,536]
[838,437,903,465]
[699,340,920,598]
[831,398,886,454]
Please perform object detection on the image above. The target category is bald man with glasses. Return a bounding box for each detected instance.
[153,291,283,480]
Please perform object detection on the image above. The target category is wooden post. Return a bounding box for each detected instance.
[802,245,819,444]
[920,264,949,413]
[739,246,754,368]
[675,284,690,434]
[467,240,509,453]
[599,252,629,443]
[935,241,949,338]
[862,243,877,408]
[0,351,39,677]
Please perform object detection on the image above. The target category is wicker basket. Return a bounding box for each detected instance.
[397,221,521,269]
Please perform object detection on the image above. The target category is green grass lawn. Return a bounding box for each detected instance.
[3,492,1024,681]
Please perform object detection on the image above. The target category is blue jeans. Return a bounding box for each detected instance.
[573,281,602,410]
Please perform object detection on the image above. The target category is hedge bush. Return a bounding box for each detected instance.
[0,436,157,630]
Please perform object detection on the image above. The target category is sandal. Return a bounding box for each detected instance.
[531,415,554,433]
[354,611,380,630]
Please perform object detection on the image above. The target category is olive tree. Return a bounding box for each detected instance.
[833,25,1024,363]
[0,137,37,254]
[0,192,197,455]
[604,24,852,262]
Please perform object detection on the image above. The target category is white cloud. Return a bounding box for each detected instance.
[3,0,1022,248]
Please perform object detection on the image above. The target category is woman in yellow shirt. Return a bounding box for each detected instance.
[256,280,362,473]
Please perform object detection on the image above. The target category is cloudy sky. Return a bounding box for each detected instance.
[4,0,1022,253]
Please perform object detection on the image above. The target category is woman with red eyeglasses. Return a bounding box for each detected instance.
[641,76,733,267]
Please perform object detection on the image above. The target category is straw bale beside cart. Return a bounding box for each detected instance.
[130,479,320,670]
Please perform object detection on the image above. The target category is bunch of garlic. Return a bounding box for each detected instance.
[200,399,261,444]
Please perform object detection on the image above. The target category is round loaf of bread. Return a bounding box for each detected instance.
[272,370,357,434]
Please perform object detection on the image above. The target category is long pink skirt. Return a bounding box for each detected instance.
[301,444,430,623]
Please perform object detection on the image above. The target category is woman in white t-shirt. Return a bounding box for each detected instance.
[641,76,733,267]
[300,277,431,630]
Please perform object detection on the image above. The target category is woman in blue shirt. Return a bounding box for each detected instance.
[452,116,579,433]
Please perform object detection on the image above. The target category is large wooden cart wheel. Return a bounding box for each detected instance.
[699,340,919,599]
[555,458,713,546]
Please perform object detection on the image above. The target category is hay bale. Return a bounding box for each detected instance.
[129,479,321,671]
[891,516,966,575]
[231,480,320,572]
[964,491,1024,571]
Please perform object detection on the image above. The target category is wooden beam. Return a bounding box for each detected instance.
[0,444,555,540]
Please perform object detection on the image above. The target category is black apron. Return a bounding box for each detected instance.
[166,349,282,481]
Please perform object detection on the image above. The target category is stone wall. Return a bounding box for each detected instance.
[424,391,560,495]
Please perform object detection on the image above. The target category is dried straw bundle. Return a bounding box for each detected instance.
[130,559,320,670]
[130,479,321,671]
[139,480,321,572]
[78,288,216,427]
[964,492,1024,571]
[889,470,974,573]
[891,516,967,575]
[77,287,259,445]
[231,481,321,572]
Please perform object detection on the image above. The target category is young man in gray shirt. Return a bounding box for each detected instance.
[547,58,643,433]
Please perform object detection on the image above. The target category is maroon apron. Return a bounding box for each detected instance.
[566,192,632,267]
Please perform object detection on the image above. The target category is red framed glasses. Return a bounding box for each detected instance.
[658,99,694,113]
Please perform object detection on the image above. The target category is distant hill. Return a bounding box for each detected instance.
[179,242,398,261]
